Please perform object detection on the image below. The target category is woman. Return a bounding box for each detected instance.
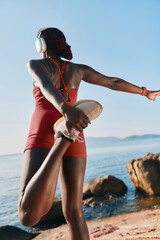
[18,27,160,240]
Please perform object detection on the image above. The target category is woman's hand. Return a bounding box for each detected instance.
[62,104,91,135]
[146,90,160,101]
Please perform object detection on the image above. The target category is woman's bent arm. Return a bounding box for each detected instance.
[27,60,70,114]
[27,60,90,132]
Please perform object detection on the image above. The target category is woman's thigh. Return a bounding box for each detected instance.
[19,148,50,196]
[60,156,86,214]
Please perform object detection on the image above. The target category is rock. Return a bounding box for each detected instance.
[83,175,127,198]
[83,195,116,206]
[38,198,65,224]
[127,152,160,195]
[0,225,39,240]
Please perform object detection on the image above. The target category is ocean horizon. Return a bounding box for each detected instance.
[1,134,160,157]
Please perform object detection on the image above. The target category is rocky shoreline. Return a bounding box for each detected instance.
[1,152,160,239]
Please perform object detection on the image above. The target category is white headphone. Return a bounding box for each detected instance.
[35,28,47,53]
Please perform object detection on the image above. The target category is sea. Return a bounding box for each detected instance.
[0,137,160,232]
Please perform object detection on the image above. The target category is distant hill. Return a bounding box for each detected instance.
[123,134,160,141]
[85,134,160,148]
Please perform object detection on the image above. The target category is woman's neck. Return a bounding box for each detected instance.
[43,52,61,62]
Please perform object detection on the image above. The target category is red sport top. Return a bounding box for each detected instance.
[24,58,87,158]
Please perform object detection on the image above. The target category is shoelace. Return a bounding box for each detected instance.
[72,129,84,143]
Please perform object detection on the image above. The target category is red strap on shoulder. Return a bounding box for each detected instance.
[61,61,66,74]
[49,58,61,72]
[59,61,66,87]
[49,58,66,88]
[49,58,70,100]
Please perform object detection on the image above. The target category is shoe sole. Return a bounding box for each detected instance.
[73,99,103,121]
[54,99,103,132]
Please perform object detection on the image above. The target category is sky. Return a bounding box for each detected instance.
[0,0,160,155]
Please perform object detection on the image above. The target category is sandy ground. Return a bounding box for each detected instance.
[32,209,160,240]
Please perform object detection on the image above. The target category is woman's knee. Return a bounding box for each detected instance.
[18,207,40,227]
[18,198,43,227]
[63,205,84,223]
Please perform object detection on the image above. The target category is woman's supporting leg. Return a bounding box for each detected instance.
[60,156,90,240]
[18,138,71,227]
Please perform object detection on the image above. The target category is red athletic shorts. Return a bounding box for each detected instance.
[24,104,87,159]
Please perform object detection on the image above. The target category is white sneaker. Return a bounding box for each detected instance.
[54,99,103,142]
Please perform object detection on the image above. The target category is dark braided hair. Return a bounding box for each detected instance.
[38,27,73,60]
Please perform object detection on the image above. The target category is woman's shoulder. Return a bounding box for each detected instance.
[27,58,53,76]
[27,58,50,67]
[65,61,89,72]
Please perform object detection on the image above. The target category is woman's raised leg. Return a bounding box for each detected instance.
[18,138,71,227]
[60,156,90,240]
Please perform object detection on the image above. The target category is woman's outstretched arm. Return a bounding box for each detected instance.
[80,64,160,101]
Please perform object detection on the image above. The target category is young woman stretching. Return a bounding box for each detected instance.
[18,27,160,240]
